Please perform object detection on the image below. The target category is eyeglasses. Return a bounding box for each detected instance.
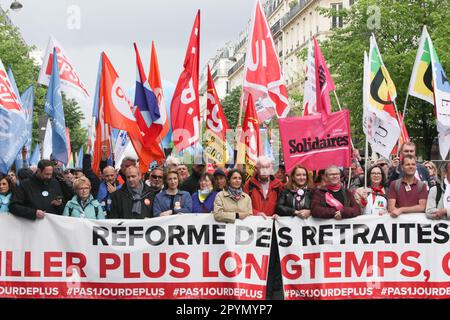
[371,172,382,175]
[151,175,163,179]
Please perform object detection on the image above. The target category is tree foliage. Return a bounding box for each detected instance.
[317,0,450,158]
[221,85,242,128]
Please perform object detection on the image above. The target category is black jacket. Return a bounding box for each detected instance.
[180,171,202,195]
[10,174,66,220]
[109,183,158,219]
[276,188,312,216]
[83,154,101,198]
[388,163,430,186]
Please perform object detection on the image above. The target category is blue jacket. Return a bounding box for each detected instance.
[191,191,217,213]
[97,181,122,214]
[63,195,105,220]
[0,193,11,213]
[153,190,192,217]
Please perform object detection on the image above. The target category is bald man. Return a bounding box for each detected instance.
[97,166,122,217]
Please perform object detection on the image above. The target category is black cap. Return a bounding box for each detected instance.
[70,167,83,174]
[213,168,226,177]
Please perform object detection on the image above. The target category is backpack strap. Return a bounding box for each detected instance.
[94,205,99,219]
[68,207,73,217]
[394,179,402,193]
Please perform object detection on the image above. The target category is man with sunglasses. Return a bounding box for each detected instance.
[145,167,164,193]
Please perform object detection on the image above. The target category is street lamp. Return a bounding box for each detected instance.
[10,1,23,11]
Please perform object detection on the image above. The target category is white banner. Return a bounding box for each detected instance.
[0,214,272,299]
[276,214,450,300]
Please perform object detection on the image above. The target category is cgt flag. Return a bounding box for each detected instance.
[313,37,335,117]
[279,110,351,172]
[243,0,289,122]
[39,36,89,99]
[205,65,230,164]
[170,11,201,152]
[100,52,164,173]
[0,59,28,174]
[237,94,261,181]
[44,48,69,165]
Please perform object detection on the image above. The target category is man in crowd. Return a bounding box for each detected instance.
[10,160,66,220]
[388,155,428,217]
[180,164,206,195]
[109,166,157,219]
[177,164,190,182]
[213,168,227,192]
[145,167,165,193]
[244,155,283,300]
[388,142,430,186]
[97,166,122,217]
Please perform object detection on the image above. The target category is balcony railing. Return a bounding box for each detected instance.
[228,54,246,77]
[281,0,312,28]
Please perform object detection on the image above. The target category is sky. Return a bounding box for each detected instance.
[2,0,255,119]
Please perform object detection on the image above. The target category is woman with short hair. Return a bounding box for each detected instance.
[63,177,105,219]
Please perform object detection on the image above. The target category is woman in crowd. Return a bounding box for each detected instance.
[276,165,312,218]
[0,174,13,213]
[153,170,192,217]
[354,165,388,215]
[426,162,450,220]
[424,161,440,188]
[191,173,217,213]
[213,169,252,223]
[63,177,105,219]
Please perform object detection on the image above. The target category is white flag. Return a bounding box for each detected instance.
[42,119,52,160]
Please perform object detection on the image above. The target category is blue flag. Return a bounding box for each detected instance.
[21,85,34,152]
[44,48,68,164]
[76,146,84,168]
[29,143,40,166]
[0,61,27,174]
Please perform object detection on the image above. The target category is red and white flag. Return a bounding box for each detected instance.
[38,36,89,99]
[170,11,201,152]
[243,0,289,122]
[314,37,335,116]
[148,41,170,141]
[99,52,164,173]
[205,65,230,164]
[302,40,316,116]
[237,94,261,181]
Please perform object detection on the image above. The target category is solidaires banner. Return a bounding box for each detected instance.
[0,214,272,299]
[276,214,450,300]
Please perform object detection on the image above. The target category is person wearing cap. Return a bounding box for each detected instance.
[180,164,206,195]
[213,168,227,192]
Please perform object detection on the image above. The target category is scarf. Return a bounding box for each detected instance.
[228,187,243,201]
[327,184,342,192]
[127,181,144,215]
[325,191,344,211]
[198,187,213,203]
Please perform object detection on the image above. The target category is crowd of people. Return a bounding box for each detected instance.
[0,141,448,299]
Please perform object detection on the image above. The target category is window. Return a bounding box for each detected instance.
[331,3,344,28]
[349,0,355,5]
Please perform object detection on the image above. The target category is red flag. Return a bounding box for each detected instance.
[314,37,335,116]
[148,41,170,141]
[170,11,201,152]
[243,1,289,122]
[238,94,262,180]
[92,96,111,176]
[100,52,164,173]
[206,65,229,141]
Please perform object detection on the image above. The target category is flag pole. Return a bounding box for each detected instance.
[364,137,369,189]
[333,90,355,150]
[402,93,410,122]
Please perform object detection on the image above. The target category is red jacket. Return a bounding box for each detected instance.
[311,186,361,219]
[244,176,283,216]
